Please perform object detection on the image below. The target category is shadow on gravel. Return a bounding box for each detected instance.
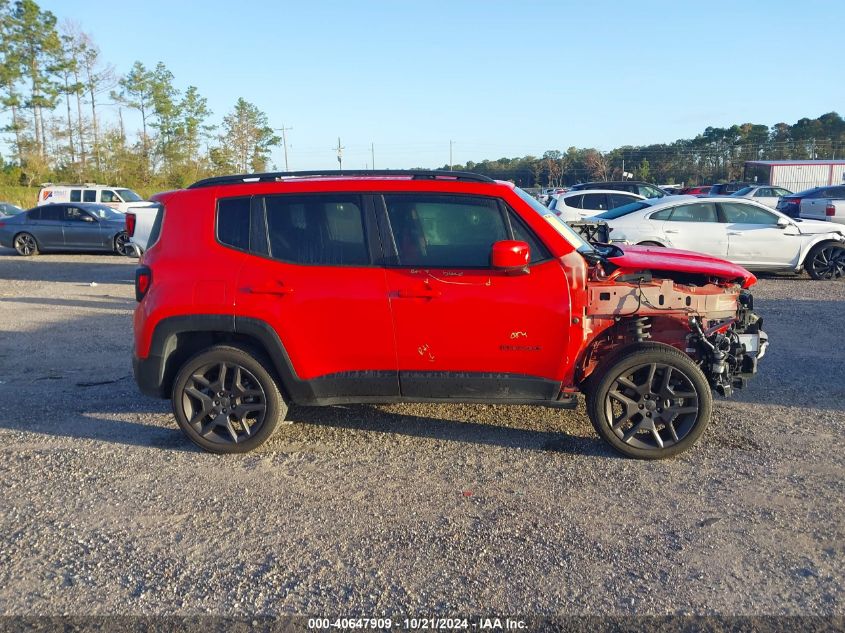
[0,296,135,310]
[0,248,135,283]
[0,407,191,452]
[289,404,617,457]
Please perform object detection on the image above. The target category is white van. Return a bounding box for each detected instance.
[37,184,154,214]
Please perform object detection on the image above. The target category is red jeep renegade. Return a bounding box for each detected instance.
[133,170,768,458]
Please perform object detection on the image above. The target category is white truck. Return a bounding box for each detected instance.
[125,204,162,256]
[801,195,845,226]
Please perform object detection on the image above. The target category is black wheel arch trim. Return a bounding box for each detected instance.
[134,315,399,404]
[134,315,564,406]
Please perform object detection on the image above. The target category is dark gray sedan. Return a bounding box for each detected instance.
[0,203,130,256]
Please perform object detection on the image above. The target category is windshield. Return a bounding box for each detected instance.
[1,204,23,215]
[515,187,595,255]
[594,200,652,220]
[732,187,754,196]
[116,188,143,202]
[85,205,122,220]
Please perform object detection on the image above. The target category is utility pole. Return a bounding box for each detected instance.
[371,143,375,170]
[275,125,293,171]
[449,140,454,171]
[335,137,345,171]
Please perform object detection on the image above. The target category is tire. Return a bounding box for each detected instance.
[637,241,664,247]
[113,231,131,256]
[804,242,845,280]
[14,232,39,256]
[586,343,713,460]
[171,345,287,454]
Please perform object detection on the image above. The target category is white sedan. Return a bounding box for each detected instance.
[593,196,845,280]
[730,185,792,209]
[549,189,644,221]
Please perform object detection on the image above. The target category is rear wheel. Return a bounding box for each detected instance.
[171,345,287,453]
[14,232,39,256]
[805,242,845,280]
[113,231,131,256]
[586,344,712,459]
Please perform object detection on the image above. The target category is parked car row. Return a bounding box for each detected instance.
[592,196,845,280]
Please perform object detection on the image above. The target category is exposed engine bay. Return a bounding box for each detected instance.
[579,259,768,397]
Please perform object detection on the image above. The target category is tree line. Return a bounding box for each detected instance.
[441,112,845,187]
[0,0,279,189]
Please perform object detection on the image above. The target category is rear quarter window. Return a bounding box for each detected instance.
[217,197,251,251]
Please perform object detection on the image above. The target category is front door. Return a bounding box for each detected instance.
[232,193,398,403]
[719,201,800,269]
[61,206,104,249]
[380,193,570,401]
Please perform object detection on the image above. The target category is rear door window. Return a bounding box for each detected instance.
[39,206,64,222]
[265,194,368,266]
[667,203,718,222]
[580,193,608,211]
[69,189,82,202]
[83,190,96,202]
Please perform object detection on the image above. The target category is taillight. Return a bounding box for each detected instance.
[826,204,836,217]
[126,212,136,236]
[0,221,5,228]
[135,266,151,302]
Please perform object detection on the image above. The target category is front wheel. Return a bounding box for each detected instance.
[14,232,39,256]
[805,242,845,280]
[586,344,713,459]
[171,345,287,453]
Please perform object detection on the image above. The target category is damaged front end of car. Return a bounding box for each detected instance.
[577,244,769,398]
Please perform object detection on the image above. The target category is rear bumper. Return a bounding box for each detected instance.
[133,353,167,398]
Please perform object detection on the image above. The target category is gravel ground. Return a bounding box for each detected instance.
[0,248,843,618]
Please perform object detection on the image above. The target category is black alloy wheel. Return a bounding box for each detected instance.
[586,344,712,459]
[805,243,845,280]
[14,232,38,256]
[171,345,286,453]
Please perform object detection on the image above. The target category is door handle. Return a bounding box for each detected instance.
[665,229,678,234]
[240,283,293,296]
[727,232,741,235]
[397,286,441,299]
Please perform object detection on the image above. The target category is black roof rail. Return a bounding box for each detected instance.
[187,169,495,189]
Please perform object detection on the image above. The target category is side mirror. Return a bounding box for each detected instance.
[81,215,95,222]
[491,240,530,273]
[776,216,790,228]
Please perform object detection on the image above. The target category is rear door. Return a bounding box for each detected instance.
[658,201,728,257]
[232,193,398,401]
[30,205,65,248]
[380,192,570,401]
[719,201,800,268]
